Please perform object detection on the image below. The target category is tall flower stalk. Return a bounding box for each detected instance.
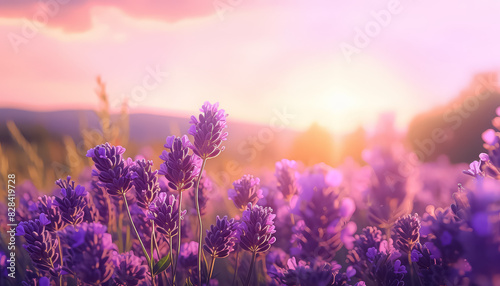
[159,135,200,284]
[87,143,155,285]
[240,203,277,286]
[203,216,239,283]
[131,159,162,281]
[189,101,228,285]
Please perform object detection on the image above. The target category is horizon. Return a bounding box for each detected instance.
[1,1,500,134]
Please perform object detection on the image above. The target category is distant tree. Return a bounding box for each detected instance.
[406,72,500,163]
[288,122,335,166]
[340,126,367,164]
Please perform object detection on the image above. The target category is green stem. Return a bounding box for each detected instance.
[106,193,113,233]
[207,256,216,284]
[231,247,240,286]
[122,194,152,272]
[169,236,174,286]
[173,191,183,285]
[195,159,208,286]
[151,221,156,286]
[244,251,257,286]
[118,200,124,252]
[56,234,63,286]
[151,226,165,285]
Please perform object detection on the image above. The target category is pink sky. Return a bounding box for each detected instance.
[1,0,499,133]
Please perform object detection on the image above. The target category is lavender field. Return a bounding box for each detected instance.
[2,1,500,286]
[0,99,499,286]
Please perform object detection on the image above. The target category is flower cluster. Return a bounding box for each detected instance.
[87,143,133,196]
[16,214,60,277]
[112,251,148,286]
[148,192,185,238]
[54,176,88,226]
[240,203,277,253]
[204,215,239,258]
[275,159,300,201]
[159,135,201,192]
[291,169,356,262]
[189,101,228,159]
[10,101,500,286]
[62,222,116,285]
[131,159,160,210]
[228,174,263,211]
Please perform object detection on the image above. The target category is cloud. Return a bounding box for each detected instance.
[0,0,216,32]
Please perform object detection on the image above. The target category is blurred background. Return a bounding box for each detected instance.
[1,0,500,193]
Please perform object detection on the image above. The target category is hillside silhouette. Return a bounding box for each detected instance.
[407,72,500,163]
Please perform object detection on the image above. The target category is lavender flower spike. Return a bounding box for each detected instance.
[112,251,148,286]
[240,203,277,253]
[275,159,300,201]
[148,192,186,238]
[37,195,66,232]
[228,175,264,211]
[392,213,421,255]
[189,101,228,160]
[131,159,160,210]
[54,176,88,226]
[86,143,133,196]
[16,214,60,277]
[204,215,239,258]
[159,135,201,192]
[62,222,116,285]
[240,203,276,285]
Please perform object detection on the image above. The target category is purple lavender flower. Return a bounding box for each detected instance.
[363,147,415,230]
[61,222,116,285]
[86,143,133,196]
[420,206,465,265]
[188,101,228,160]
[280,258,359,286]
[463,160,483,178]
[16,214,60,277]
[275,159,300,201]
[411,242,446,285]
[474,128,500,179]
[361,240,406,286]
[88,179,117,227]
[54,176,88,226]
[204,215,239,258]
[228,175,263,211]
[266,248,289,285]
[36,195,66,232]
[21,269,51,286]
[112,251,148,286]
[449,178,500,284]
[347,226,384,278]
[159,135,201,192]
[292,185,356,262]
[240,203,276,253]
[178,241,199,270]
[148,192,185,238]
[392,213,421,255]
[131,159,160,210]
[129,203,155,256]
[82,197,100,223]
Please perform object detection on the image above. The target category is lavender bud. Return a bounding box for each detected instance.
[228,175,263,211]
[159,135,201,192]
[87,143,133,196]
[240,203,276,253]
[188,101,228,160]
[204,215,239,258]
